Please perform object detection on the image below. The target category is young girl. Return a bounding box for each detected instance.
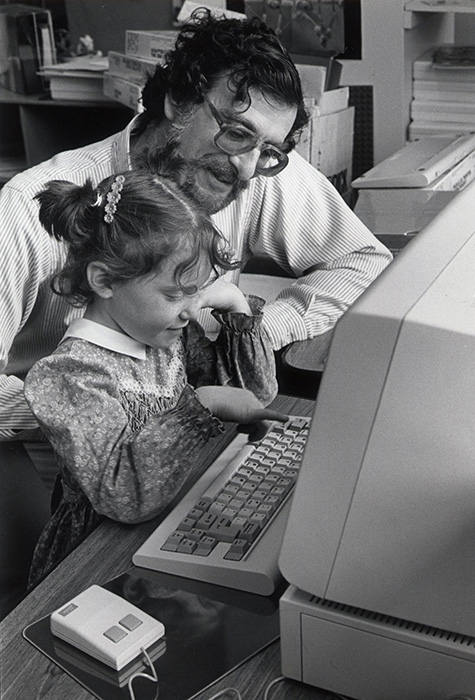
[24,169,284,587]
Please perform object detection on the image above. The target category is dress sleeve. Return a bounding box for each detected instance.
[24,353,223,524]
[184,295,278,406]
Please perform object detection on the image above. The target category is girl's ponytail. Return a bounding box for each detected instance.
[35,178,99,245]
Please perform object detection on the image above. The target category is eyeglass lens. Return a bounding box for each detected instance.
[215,126,287,174]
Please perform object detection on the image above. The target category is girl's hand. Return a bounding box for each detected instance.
[199,279,252,315]
[196,386,288,441]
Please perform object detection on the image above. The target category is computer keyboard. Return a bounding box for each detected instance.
[133,416,310,596]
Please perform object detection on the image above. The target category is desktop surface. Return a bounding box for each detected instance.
[0,395,329,700]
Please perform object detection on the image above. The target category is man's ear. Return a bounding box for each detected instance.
[87,262,115,299]
[164,93,176,121]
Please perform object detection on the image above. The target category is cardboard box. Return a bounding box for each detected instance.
[296,106,354,196]
[107,51,156,86]
[0,4,54,94]
[125,30,178,61]
[103,73,144,113]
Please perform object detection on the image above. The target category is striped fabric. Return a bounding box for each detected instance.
[0,117,392,438]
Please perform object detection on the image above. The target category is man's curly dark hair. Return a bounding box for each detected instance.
[140,8,308,151]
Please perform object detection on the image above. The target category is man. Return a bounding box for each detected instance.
[0,9,392,439]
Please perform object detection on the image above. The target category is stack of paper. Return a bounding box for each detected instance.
[409,46,475,139]
[39,55,111,102]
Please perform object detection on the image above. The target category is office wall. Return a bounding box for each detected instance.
[455,13,475,43]
[65,0,174,55]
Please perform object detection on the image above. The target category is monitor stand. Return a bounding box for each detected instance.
[280,586,475,700]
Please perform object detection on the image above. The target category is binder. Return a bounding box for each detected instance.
[0,3,55,94]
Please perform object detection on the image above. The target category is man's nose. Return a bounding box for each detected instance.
[229,148,261,181]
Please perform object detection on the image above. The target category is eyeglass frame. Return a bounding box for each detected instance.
[200,91,290,177]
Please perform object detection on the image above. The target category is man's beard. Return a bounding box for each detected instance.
[181,154,248,215]
[139,137,248,215]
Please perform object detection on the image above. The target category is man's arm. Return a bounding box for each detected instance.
[0,182,53,438]
[239,151,393,350]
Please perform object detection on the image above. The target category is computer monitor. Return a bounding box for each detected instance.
[278,181,475,699]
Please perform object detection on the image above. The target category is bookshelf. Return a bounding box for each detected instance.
[0,85,132,183]
[339,0,455,166]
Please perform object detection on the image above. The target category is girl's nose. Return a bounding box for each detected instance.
[179,296,200,321]
[229,148,261,181]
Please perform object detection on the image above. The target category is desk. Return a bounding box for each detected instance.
[0,395,330,700]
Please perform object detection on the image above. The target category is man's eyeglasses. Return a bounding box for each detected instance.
[201,92,289,177]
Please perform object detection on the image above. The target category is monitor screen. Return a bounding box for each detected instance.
[279,180,475,639]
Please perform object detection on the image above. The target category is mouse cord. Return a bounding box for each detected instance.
[127,646,159,700]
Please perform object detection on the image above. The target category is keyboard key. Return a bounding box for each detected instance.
[224,539,251,560]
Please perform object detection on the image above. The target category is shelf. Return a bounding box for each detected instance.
[0,86,132,170]
[0,84,122,108]
[405,0,475,13]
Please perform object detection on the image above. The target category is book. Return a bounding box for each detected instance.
[414,49,475,83]
[45,74,111,102]
[432,45,475,69]
[410,101,475,123]
[103,73,144,112]
[107,51,156,86]
[411,98,475,114]
[39,55,109,102]
[410,122,475,139]
[413,85,475,103]
[125,29,178,60]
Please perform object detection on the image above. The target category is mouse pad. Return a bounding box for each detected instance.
[23,567,283,700]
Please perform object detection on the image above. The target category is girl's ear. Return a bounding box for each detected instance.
[164,92,176,121]
[87,262,114,299]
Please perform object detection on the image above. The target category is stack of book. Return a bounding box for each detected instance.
[39,55,110,102]
[409,45,475,140]
[103,30,177,112]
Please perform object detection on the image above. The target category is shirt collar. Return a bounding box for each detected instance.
[62,318,147,360]
[111,114,142,172]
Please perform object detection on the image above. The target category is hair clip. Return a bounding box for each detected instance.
[104,175,125,224]
[92,192,102,207]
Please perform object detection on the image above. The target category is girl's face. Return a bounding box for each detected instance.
[90,253,212,349]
